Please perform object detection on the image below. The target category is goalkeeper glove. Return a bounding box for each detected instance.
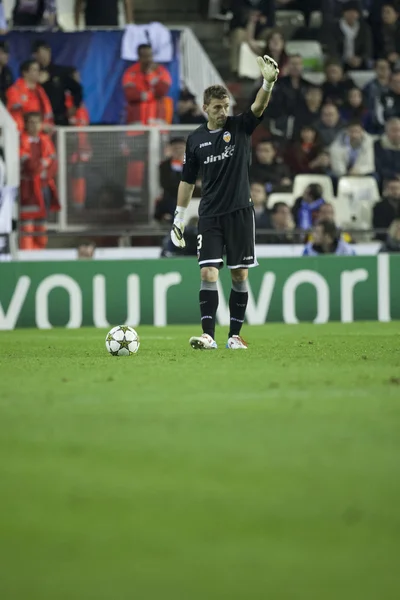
[256,54,279,91]
[171,207,186,248]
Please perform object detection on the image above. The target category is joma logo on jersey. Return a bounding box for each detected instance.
[204,145,235,164]
[199,142,212,148]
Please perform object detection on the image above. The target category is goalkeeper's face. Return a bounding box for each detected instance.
[204,97,230,129]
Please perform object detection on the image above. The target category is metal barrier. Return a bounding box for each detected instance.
[56,124,197,231]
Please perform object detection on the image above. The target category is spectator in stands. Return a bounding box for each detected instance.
[263,29,288,76]
[340,86,370,128]
[327,1,373,70]
[322,59,355,107]
[308,200,353,243]
[330,120,375,176]
[248,28,289,76]
[284,125,328,175]
[374,117,400,184]
[315,103,346,146]
[74,0,133,27]
[363,59,391,116]
[380,218,400,252]
[12,0,57,27]
[19,112,59,250]
[123,44,172,125]
[292,183,326,230]
[7,60,53,134]
[177,88,205,125]
[376,70,400,128]
[250,140,292,192]
[264,201,295,244]
[229,0,275,77]
[373,177,400,239]
[155,137,193,222]
[269,54,309,119]
[32,40,83,127]
[251,181,270,228]
[378,2,400,67]
[303,219,355,255]
[292,86,323,140]
[0,41,13,105]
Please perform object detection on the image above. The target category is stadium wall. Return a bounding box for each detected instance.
[0,256,398,329]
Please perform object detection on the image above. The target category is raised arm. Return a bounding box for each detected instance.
[124,0,134,23]
[251,55,279,118]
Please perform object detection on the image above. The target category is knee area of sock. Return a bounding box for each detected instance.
[232,279,248,293]
[200,266,219,283]
[231,269,248,284]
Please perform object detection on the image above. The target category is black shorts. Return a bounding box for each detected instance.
[197,205,258,270]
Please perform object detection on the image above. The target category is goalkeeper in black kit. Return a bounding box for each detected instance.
[171,55,279,350]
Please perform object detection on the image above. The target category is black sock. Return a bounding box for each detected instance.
[229,289,248,337]
[199,289,219,339]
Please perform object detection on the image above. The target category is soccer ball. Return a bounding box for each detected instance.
[105,326,140,356]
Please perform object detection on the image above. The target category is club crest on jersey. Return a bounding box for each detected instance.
[223,131,231,143]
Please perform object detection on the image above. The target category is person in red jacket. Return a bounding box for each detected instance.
[65,84,92,207]
[122,44,173,125]
[20,112,60,250]
[6,59,54,134]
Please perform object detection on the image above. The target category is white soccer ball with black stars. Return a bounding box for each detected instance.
[105,326,140,356]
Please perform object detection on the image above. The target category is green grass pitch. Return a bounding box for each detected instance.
[0,322,400,600]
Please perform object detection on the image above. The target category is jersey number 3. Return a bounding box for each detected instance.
[197,234,202,251]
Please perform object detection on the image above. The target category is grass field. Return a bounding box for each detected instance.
[0,322,400,600]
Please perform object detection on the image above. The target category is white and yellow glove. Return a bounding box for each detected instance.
[256,54,279,92]
[171,207,186,248]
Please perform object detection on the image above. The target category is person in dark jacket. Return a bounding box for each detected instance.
[250,140,292,192]
[155,138,201,222]
[265,201,295,244]
[340,86,371,129]
[32,40,83,126]
[251,181,270,229]
[284,125,328,175]
[373,178,400,240]
[13,0,57,27]
[291,86,323,140]
[327,1,373,70]
[380,218,400,252]
[378,2,400,66]
[177,89,205,125]
[374,117,400,185]
[268,54,310,120]
[314,103,346,146]
[322,59,355,107]
[0,41,13,105]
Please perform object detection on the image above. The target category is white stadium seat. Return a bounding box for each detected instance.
[238,42,265,79]
[292,174,335,203]
[268,193,294,209]
[336,177,379,241]
[348,70,376,89]
[336,199,373,240]
[337,176,380,204]
[285,41,324,70]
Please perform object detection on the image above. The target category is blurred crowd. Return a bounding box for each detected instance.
[0,0,399,255]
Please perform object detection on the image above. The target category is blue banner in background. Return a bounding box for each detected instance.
[2,30,181,124]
